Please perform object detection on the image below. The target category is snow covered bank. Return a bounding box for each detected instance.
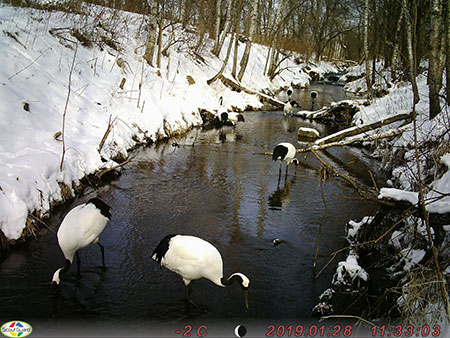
[0,4,340,243]
[378,153,450,215]
[334,63,450,323]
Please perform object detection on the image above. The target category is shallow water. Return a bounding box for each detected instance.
[0,89,382,337]
[277,82,347,112]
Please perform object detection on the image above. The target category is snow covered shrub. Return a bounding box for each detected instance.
[345,216,373,245]
[332,251,369,291]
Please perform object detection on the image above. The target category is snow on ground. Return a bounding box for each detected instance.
[343,66,450,215]
[0,4,336,241]
[378,153,450,214]
[343,60,390,95]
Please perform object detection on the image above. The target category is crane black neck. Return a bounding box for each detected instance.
[221,273,248,290]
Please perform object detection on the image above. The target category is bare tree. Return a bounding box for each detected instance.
[390,1,405,81]
[266,0,285,78]
[143,0,159,66]
[446,0,450,104]
[237,0,258,81]
[213,0,234,56]
[428,0,444,119]
[403,0,419,104]
[156,0,165,69]
[232,0,242,78]
[214,0,222,46]
[208,34,235,84]
[364,0,371,97]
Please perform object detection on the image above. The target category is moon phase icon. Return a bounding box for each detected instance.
[234,325,247,337]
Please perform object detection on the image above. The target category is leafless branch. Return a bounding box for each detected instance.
[59,45,78,171]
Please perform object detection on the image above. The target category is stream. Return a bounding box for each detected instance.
[0,85,382,337]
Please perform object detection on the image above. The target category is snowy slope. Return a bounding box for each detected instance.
[0,4,333,241]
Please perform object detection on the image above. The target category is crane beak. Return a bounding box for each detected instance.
[244,290,249,309]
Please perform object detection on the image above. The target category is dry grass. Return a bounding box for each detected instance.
[390,267,449,325]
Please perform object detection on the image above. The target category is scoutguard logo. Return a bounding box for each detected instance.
[1,321,33,337]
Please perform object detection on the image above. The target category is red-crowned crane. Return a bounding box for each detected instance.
[272,142,299,177]
[152,234,250,309]
[52,198,111,286]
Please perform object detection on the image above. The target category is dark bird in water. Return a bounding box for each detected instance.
[310,90,318,110]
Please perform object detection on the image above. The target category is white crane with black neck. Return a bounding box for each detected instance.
[272,142,299,177]
[152,234,250,309]
[52,198,112,286]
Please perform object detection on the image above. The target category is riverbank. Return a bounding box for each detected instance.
[0,3,340,247]
[310,63,450,325]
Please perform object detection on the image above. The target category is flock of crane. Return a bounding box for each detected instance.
[51,87,319,311]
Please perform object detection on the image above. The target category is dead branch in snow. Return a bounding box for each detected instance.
[59,45,77,171]
[96,156,134,179]
[8,46,52,80]
[98,115,117,153]
[218,75,284,108]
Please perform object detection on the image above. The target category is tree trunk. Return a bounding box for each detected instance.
[391,2,405,82]
[404,0,419,104]
[217,74,284,107]
[446,0,450,104]
[428,0,443,119]
[214,0,222,46]
[364,0,371,97]
[156,0,164,69]
[195,3,207,52]
[182,0,193,28]
[232,0,241,78]
[213,0,234,57]
[237,0,258,81]
[371,0,377,86]
[255,0,261,36]
[143,0,159,66]
[208,34,235,85]
[267,0,284,78]
[313,0,323,62]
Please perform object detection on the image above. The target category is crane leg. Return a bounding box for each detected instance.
[98,242,105,269]
[76,251,81,275]
[185,283,207,312]
[186,283,192,300]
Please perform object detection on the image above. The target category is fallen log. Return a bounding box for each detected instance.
[315,113,413,145]
[297,126,409,153]
[218,75,284,108]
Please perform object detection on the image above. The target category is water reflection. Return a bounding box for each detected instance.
[268,175,296,210]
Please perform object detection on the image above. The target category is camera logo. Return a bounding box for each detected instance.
[1,321,33,337]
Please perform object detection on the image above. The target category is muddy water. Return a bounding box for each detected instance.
[0,88,381,337]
